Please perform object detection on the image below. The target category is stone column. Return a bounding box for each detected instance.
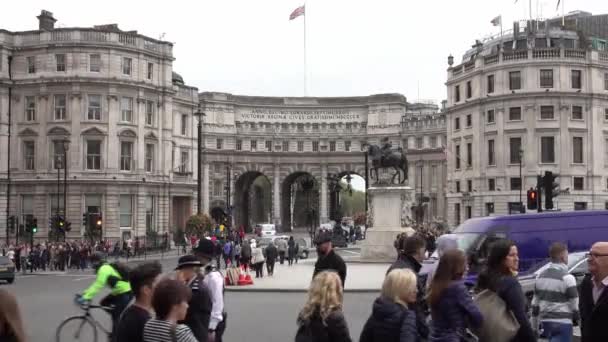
[320,164,328,223]
[202,162,210,214]
[273,163,281,227]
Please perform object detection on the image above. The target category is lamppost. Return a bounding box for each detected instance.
[194,105,206,214]
[519,147,524,213]
[61,137,70,241]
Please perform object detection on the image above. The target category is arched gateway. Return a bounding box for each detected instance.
[197,92,447,232]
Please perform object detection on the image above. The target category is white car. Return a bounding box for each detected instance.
[255,223,276,237]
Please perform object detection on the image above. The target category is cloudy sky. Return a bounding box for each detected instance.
[2,0,605,104]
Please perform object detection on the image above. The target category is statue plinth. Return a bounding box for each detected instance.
[361,185,416,261]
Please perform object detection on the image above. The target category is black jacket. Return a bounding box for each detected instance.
[298,310,352,342]
[386,255,429,339]
[265,244,278,262]
[313,249,347,286]
[182,275,212,342]
[579,274,608,342]
[359,297,417,342]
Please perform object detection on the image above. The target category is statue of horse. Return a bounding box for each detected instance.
[366,144,408,184]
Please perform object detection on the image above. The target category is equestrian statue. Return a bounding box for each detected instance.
[365,137,408,184]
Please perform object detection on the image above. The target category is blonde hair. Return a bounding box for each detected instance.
[298,271,343,324]
[382,269,417,307]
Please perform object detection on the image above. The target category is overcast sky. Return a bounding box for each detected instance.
[3,0,606,103]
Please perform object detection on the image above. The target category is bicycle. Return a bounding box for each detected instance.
[55,300,113,342]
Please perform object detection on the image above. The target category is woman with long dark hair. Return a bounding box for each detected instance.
[475,239,536,342]
[427,249,483,342]
[0,289,26,342]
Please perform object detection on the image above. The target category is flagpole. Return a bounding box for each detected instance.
[562,0,565,26]
[303,2,308,96]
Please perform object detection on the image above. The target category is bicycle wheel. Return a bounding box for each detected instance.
[55,316,98,342]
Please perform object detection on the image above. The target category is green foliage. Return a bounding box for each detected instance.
[353,212,366,225]
[339,183,366,217]
[185,213,214,237]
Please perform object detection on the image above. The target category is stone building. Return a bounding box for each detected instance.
[445,12,608,227]
[0,11,198,242]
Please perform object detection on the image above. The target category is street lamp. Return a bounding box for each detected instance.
[194,105,206,214]
[300,175,316,242]
[519,148,524,213]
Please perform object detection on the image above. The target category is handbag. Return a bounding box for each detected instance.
[471,289,520,342]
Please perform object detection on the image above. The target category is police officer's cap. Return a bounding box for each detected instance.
[193,238,215,258]
[175,255,203,270]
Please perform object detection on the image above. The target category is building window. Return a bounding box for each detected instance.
[179,150,189,173]
[454,203,461,225]
[53,141,66,169]
[571,70,582,89]
[485,202,495,215]
[50,194,65,216]
[297,123,304,132]
[86,140,101,170]
[466,81,472,98]
[147,62,153,80]
[216,139,223,150]
[145,101,155,126]
[466,206,472,219]
[466,114,472,127]
[510,177,521,190]
[431,165,438,187]
[297,141,304,152]
[508,107,521,121]
[119,195,133,227]
[541,136,555,163]
[573,177,584,190]
[120,141,133,171]
[509,71,521,90]
[572,106,583,120]
[466,142,472,167]
[122,57,132,75]
[329,123,336,130]
[416,138,423,149]
[574,202,587,211]
[89,54,101,72]
[604,73,608,91]
[605,108,608,121]
[23,141,35,170]
[540,69,553,88]
[467,180,473,192]
[282,141,289,151]
[488,178,496,191]
[181,114,188,135]
[312,141,319,152]
[251,140,257,151]
[121,97,133,122]
[265,140,272,152]
[21,195,34,228]
[509,137,522,164]
[213,180,222,196]
[454,85,460,102]
[487,139,495,166]
[487,75,494,93]
[345,141,351,152]
[487,109,495,124]
[25,96,36,121]
[55,54,66,72]
[145,196,155,231]
[573,137,583,164]
[236,140,242,151]
[54,95,66,120]
[454,117,460,130]
[508,202,522,214]
[312,123,319,131]
[455,181,461,193]
[87,94,101,121]
[145,144,154,172]
[27,56,36,73]
[455,145,461,169]
[430,137,437,148]
[329,141,336,152]
[540,105,554,119]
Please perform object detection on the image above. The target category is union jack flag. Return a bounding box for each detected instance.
[289,5,305,20]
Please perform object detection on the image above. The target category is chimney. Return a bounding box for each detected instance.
[37,10,57,31]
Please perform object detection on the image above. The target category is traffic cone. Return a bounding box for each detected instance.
[244,272,253,285]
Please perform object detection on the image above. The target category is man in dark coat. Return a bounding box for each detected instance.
[175,255,212,342]
[265,241,278,276]
[313,232,347,286]
[580,242,608,342]
[387,234,429,340]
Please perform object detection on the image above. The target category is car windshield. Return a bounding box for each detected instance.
[532,251,588,275]
[0,256,10,264]
[429,233,481,259]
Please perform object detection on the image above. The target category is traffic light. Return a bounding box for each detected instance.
[82,213,89,226]
[32,218,38,234]
[526,188,538,210]
[65,221,72,232]
[8,216,16,233]
[25,216,32,233]
[94,214,103,229]
[543,171,559,210]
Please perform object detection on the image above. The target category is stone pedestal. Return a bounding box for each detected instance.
[361,185,415,261]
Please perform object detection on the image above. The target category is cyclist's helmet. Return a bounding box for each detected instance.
[90,251,106,270]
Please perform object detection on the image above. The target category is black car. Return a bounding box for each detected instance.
[0,256,16,284]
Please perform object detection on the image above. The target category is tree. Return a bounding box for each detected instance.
[353,212,367,226]
[185,213,214,237]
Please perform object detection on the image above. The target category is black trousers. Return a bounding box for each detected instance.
[266,260,275,275]
[279,251,286,264]
[255,262,264,278]
[101,292,133,340]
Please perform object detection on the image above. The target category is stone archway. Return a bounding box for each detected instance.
[328,171,367,223]
[234,171,272,231]
[281,172,319,232]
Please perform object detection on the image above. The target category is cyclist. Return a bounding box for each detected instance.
[77,252,133,337]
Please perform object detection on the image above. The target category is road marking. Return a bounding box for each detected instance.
[73,276,95,281]
[340,250,361,255]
